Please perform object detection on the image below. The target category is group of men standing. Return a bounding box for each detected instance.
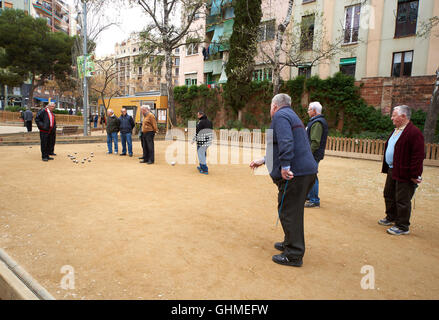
[32,96,425,268]
[251,94,424,268]
[105,108,136,157]
[104,105,159,164]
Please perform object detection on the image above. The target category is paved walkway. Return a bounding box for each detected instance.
[0,124,108,136]
[0,125,33,134]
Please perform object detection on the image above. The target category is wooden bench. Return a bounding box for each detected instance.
[61,126,79,135]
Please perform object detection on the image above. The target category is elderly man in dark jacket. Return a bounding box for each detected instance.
[106,109,120,154]
[35,102,57,161]
[305,101,328,208]
[379,105,424,236]
[250,93,317,267]
[118,108,135,157]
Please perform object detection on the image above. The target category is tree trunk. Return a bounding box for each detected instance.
[424,68,439,143]
[165,49,176,127]
[272,0,294,95]
[28,75,36,109]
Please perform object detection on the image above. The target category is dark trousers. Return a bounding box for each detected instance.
[142,131,155,163]
[40,130,56,159]
[25,121,32,132]
[40,132,50,159]
[48,129,56,154]
[274,174,316,259]
[383,169,416,231]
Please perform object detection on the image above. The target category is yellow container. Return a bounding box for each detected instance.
[98,94,168,124]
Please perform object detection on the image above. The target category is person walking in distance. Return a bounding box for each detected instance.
[192,111,213,174]
[23,108,34,132]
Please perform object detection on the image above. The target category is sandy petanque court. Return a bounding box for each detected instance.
[0,140,438,300]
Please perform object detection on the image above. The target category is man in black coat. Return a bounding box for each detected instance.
[192,111,213,174]
[35,103,57,162]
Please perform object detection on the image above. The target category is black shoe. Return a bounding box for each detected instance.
[139,160,148,163]
[138,157,144,160]
[147,161,153,165]
[129,154,133,157]
[120,153,127,156]
[305,202,320,208]
[274,242,285,252]
[42,158,49,162]
[272,254,303,267]
[49,153,57,156]
[47,157,54,160]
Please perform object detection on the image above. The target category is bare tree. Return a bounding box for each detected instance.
[89,58,120,114]
[271,0,294,95]
[257,5,351,95]
[418,16,439,143]
[134,0,206,127]
[72,0,123,111]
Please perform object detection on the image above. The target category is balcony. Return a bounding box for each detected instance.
[54,24,69,34]
[206,14,221,27]
[33,2,53,17]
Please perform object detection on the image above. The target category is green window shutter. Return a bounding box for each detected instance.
[340,57,357,65]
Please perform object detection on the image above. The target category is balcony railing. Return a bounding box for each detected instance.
[206,14,221,26]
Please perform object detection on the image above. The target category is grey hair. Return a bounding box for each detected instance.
[108,108,114,114]
[272,93,291,107]
[309,101,323,114]
[48,102,55,107]
[141,105,150,111]
[393,105,411,119]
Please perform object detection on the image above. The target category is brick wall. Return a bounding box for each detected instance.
[356,76,435,114]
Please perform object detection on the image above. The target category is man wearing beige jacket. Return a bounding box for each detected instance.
[140,105,158,164]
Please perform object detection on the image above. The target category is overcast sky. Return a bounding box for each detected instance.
[66,0,150,58]
[94,5,149,58]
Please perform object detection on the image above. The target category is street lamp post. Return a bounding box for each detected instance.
[82,0,89,136]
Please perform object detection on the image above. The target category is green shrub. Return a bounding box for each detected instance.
[5,105,25,112]
[226,119,244,130]
[53,109,69,114]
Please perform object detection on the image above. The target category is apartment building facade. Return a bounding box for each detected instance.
[179,0,300,88]
[0,0,30,12]
[180,0,438,113]
[99,34,180,97]
[31,0,76,35]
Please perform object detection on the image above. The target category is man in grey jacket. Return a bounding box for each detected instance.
[250,93,317,267]
[23,108,33,132]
